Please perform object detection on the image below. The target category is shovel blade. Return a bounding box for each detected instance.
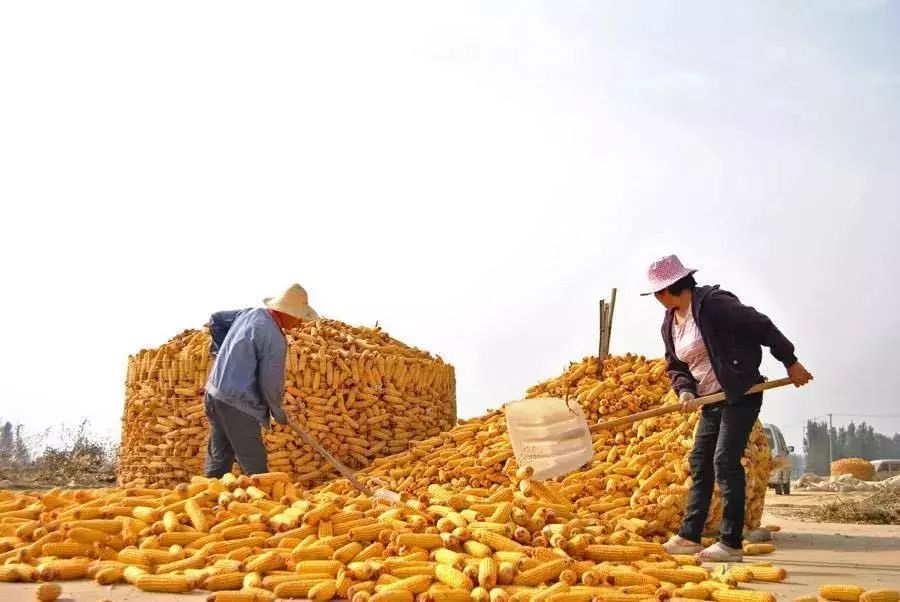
[504,396,593,480]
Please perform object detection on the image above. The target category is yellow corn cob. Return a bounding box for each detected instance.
[65,526,110,544]
[530,581,570,602]
[674,585,712,600]
[212,559,245,573]
[139,535,161,550]
[432,548,466,569]
[473,530,522,552]
[584,545,645,562]
[122,565,149,584]
[250,472,291,487]
[157,552,207,574]
[67,519,122,534]
[42,542,93,558]
[12,563,38,582]
[860,591,900,602]
[95,566,125,585]
[641,568,706,585]
[434,564,474,590]
[132,506,159,523]
[742,544,775,556]
[295,559,344,576]
[478,557,497,589]
[711,590,777,602]
[468,522,511,534]
[545,593,594,602]
[203,536,266,556]
[273,577,334,598]
[396,533,444,550]
[370,592,414,602]
[422,590,473,602]
[333,541,364,564]
[35,583,63,602]
[309,579,338,601]
[304,501,338,526]
[348,580,377,597]
[608,570,660,587]
[625,541,666,555]
[291,542,334,561]
[245,550,284,573]
[390,563,437,578]
[377,574,433,594]
[135,573,196,593]
[205,593,259,602]
[349,523,387,542]
[221,523,264,540]
[463,540,493,558]
[355,542,386,562]
[747,566,786,583]
[672,555,701,566]
[159,531,207,546]
[513,558,570,587]
[244,586,277,601]
[37,558,93,581]
[700,580,731,592]
[820,586,866,602]
[185,498,209,532]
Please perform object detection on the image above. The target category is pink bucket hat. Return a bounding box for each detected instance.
[641,255,698,296]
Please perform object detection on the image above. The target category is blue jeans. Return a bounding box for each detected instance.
[678,394,762,549]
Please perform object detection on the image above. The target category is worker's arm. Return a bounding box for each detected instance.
[665,349,698,397]
[209,310,241,356]
[256,330,288,425]
[705,291,798,368]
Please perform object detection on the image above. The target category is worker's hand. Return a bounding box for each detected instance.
[679,391,701,413]
[787,362,813,387]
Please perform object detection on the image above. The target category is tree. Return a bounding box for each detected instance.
[804,420,831,475]
[0,421,12,461]
[13,425,29,465]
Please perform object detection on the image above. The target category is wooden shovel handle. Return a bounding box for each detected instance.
[286,418,372,495]
[589,377,794,432]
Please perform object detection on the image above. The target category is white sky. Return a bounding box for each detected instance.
[2,1,899,452]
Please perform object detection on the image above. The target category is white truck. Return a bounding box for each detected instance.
[763,423,793,495]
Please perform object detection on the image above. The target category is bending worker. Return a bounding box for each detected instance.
[203,283,319,478]
[642,255,812,562]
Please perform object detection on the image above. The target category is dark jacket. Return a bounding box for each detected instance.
[662,285,798,404]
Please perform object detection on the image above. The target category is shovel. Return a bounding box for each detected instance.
[505,377,794,480]
[286,418,400,503]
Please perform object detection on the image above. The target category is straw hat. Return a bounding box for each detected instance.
[640,255,698,295]
[264,284,320,320]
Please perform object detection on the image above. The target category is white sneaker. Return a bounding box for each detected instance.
[663,535,703,555]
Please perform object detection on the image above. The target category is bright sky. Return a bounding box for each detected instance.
[2,2,899,453]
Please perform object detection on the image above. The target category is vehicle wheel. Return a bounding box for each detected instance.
[782,480,791,495]
[774,483,783,495]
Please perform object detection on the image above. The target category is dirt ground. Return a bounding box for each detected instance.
[2,490,898,601]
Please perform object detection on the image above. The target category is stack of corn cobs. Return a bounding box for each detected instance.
[119,320,457,489]
[0,354,811,601]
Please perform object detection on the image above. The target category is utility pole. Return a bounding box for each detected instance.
[827,413,834,475]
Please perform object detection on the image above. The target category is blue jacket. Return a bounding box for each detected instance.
[662,285,798,404]
[206,308,287,426]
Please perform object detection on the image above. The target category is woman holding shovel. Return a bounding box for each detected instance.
[643,255,812,562]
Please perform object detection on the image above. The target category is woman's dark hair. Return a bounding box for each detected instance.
[666,274,697,295]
